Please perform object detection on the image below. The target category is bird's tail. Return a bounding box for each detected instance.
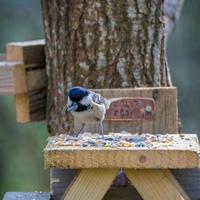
[105,98,124,109]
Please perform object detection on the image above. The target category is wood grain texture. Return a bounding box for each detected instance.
[3,192,51,200]
[45,134,199,169]
[0,61,24,95]
[0,61,46,95]
[6,40,45,65]
[62,169,118,200]
[15,89,46,122]
[26,69,46,91]
[125,169,190,200]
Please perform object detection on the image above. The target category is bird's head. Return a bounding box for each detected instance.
[66,86,92,112]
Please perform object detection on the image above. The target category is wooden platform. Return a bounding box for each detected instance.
[45,134,200,169]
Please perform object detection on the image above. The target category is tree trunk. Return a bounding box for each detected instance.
[41,1,200,200]
[42,0,171,135]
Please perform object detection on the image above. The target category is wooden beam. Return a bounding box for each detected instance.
[45,134,200,169]
[0,61,46,95]
[125,169,190,200]
[0,61,23,95]
[6,40,45,65]
[62,169,118,200]
[0,40,47,122]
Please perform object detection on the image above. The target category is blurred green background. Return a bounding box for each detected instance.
[0,0,199,198]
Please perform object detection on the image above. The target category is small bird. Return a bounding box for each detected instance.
[65,86,110,137]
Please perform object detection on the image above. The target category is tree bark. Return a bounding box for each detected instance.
[42,0,171,135]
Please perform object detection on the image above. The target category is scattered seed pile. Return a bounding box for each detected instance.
[49,132,192,149]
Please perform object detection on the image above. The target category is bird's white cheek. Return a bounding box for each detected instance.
[80,95,92,106]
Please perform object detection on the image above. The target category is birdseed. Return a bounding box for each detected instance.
[49,132,192,149]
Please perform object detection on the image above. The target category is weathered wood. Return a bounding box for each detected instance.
[15,89,46,122]
[62,169,118,200]
[3,192,51,200]
[125,169,190,200]
[45,134,199,169]
[6,40,45,65]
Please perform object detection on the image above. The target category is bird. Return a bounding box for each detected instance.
[65,86,110,137]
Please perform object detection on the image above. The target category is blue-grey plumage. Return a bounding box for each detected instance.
[65,86,110,136]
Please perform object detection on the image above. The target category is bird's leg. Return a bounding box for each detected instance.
[75,123,85,137]
[99,121,104,138]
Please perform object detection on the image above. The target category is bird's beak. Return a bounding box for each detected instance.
[66,103,78,112]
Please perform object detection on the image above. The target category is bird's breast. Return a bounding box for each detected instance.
[72,110,99,123]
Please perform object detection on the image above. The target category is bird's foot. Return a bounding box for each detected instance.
[75,123,85,137]
[99,121,105,139]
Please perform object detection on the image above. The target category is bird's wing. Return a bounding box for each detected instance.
[90,91,110,109]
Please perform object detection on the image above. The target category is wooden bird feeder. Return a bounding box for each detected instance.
[1,40,200,200]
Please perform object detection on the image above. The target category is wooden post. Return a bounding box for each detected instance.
[4,40,47,122]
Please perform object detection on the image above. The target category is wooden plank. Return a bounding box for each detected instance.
[15,89,46,122]
[26,68,46,91]
[125,169,190,200]
[0,61,25,95]
[45,134,200,169]
[6,40,45,65]
[3,192,51,200]
[62,168,118,200]
[0,61,46,95]
[90,87,177,134]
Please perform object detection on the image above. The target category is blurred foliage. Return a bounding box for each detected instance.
[0,0,200,198]
[0,0,48,199]
[168,0,200,133]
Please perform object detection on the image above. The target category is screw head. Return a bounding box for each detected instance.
[145,105,152,113]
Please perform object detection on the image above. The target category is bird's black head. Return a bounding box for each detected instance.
[68,86,89,102]
[67,86,91,112]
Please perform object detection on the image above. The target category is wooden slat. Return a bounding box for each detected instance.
[0,61,46,95]
[6,40,45,65]
[45,134,200,169]
[62,169,118,200]
[15,89,46,122]
[0,61,23,95]
[125,169,190,200]
[3,192,51,200]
